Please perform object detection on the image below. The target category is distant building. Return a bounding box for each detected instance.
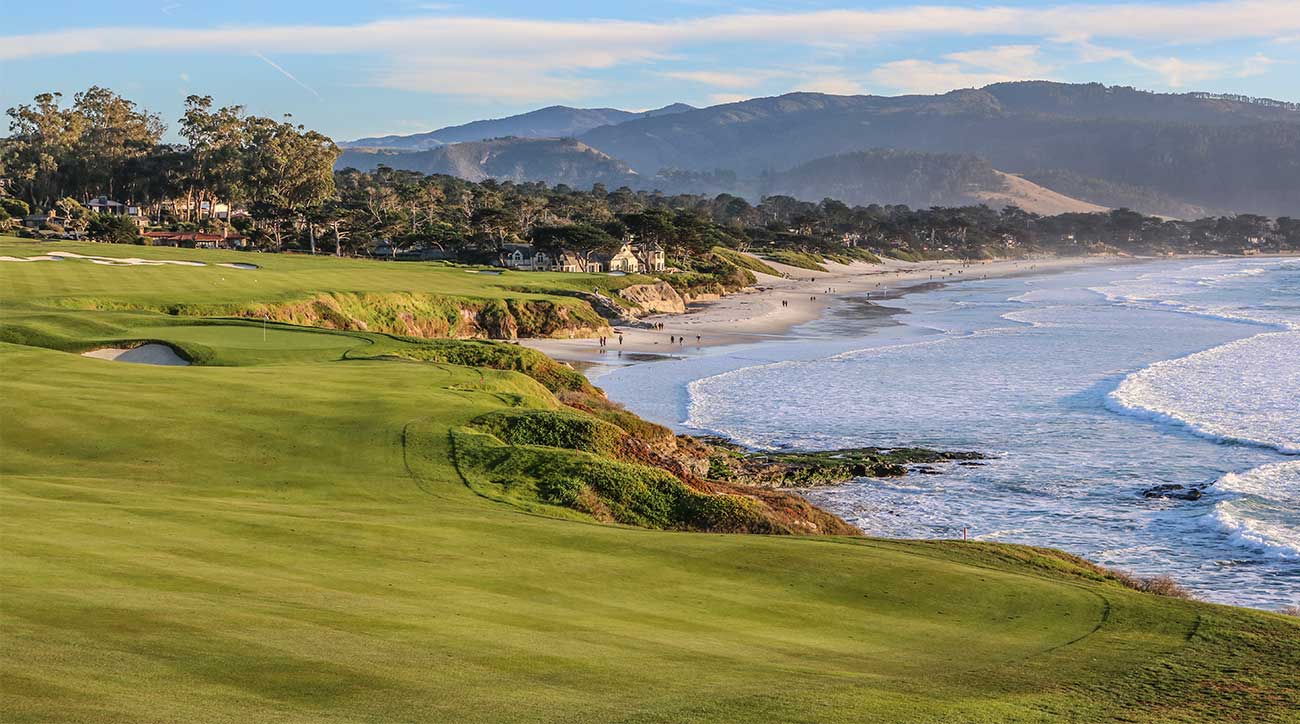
[633,242,666,272]
[499,243,553,271]
[595,242,642,273]
[498,240,665,274]
[22,210,63,229]
[86,196,126,215]
[143,231,242,249]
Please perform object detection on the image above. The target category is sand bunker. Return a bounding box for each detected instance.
[48,251,206,266]
[82,344,190,366]
[0,254,62,262]
[1,251,256,269]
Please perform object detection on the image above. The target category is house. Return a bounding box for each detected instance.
[554,249,600,273]
[86,196,126,215]
[633,242,665,272]
[395,247,449,262]
[125,205,149,230]
[499,243,553,271]
[595,242,643,273]
[498,241,664,274]
[142,231,241,249]
[22,210,63,229]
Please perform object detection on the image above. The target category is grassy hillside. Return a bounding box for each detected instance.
[0,240,642,341]
[2,239,1298,723]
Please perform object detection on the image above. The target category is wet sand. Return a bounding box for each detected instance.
[522,254,1129,368]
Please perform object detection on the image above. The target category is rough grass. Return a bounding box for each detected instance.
[709,246,782,277]
[825,248,884,265]
[762,249,830,272]
[2,237,1298,723]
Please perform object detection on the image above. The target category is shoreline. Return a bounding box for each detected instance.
[522,254,1141,368]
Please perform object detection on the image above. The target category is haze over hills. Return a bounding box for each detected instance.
[343,103,694,150]
[339,82,1300,217]
[337,137,639,186]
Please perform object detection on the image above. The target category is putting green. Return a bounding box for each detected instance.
[1,238,1297,723]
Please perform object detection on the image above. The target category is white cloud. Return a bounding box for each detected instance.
[1058,35,1242,87]
[2,0,1298,103]
[870,60,1028,94]
[870,45,1055,94]
[800,76,866,95]
[944,45,1053,76]
[7,1,1300,62]
[1238,53,1278,77]
[707,93,750,105]
[660,70,759,88]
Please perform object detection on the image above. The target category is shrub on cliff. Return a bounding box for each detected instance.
[387,339,596,394]
[474,409,626,457]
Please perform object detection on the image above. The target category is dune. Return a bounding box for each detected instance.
[972,172,1109,216]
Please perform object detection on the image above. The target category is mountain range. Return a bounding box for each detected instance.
[338,82,1300,218]
[343,103,694,151]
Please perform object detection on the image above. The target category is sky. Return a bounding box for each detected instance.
[3,0,1298,142]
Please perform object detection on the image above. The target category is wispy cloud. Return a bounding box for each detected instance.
[251,52,321,99]
[659,70,761,89]
[870,45,1056,94]
[1058,35,1238,87]
[1238,53,1279,77]
[1,0,1296,103]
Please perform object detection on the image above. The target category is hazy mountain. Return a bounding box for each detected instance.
[336,137,638,187]
[577,82,1300,216]
[344,103,694,151]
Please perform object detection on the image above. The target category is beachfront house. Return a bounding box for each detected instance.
[499,243,554,271]
[633,242,666,272]
[497,241,665,274]
[555,249,601,273]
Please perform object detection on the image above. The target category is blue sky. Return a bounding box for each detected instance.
[3,0,1298,142]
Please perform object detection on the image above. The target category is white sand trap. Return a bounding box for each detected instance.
[46,251,207,267]
[82,344,190,366]
[0,254,62,262]
[218,262,258,270]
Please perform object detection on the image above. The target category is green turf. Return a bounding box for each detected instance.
[2,239,1298,723]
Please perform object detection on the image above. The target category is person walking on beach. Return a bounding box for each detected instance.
[618,334,624,345]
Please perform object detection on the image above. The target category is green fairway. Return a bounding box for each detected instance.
[2,239,1298,723]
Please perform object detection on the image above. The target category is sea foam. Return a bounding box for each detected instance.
[1205,461,1300,559]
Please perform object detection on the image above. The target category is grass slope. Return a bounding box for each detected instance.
[2,239,1298,723]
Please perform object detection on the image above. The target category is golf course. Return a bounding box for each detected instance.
[1,238,1297,723]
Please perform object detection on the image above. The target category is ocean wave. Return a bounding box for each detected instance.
[1089,258,1298,331]
[1204,461,1300,559]
[1106,331,1300,455]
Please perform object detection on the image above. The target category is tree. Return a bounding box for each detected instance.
[4,93,82,208]
[241,115,338,248]
[530,223,619,256]
[54,197,88,235]
[179,96,247,226]
[87,214,141,244]
[68,86,164,199]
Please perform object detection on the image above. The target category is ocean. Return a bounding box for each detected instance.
[592,257,1300,610]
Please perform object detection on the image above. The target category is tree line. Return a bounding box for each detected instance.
[2,87,336,247]
[3,86,1298,263]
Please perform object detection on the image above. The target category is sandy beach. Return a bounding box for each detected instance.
[522,254,1130,367]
